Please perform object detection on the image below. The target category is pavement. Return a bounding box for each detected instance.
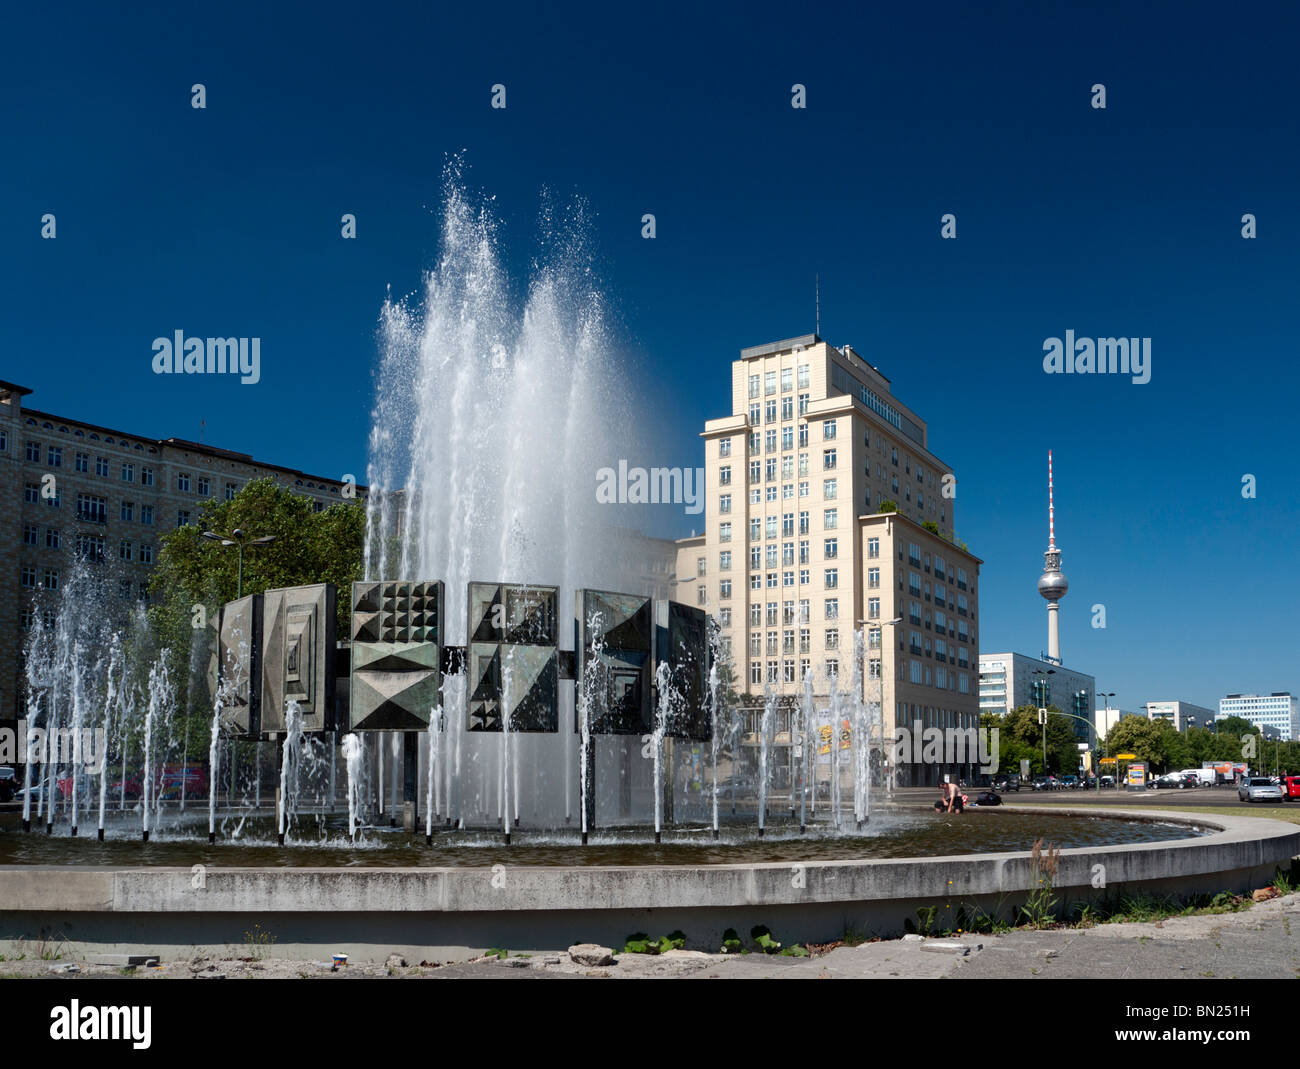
[5,889,1299,980]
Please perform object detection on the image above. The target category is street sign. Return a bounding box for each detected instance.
[1116,752,1137,760]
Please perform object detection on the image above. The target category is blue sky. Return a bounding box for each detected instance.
[1,1,1296,713]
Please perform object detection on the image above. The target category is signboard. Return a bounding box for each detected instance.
[1116,752,1137,761]
[1126,761,1147,789]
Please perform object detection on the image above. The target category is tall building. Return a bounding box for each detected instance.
[0,381,361,720]
[675,333,982,786]
[978,652,1096,738]
[1036,451,1068,664]
[1144,700,1214,732]
[1219,693,1299,741]
[1095,704,1139,737]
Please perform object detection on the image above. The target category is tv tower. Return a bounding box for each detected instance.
[1037,450,1068,663]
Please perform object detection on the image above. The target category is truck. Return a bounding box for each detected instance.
[1202,761,1248,785]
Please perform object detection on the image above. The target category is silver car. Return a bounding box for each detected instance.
[1239,776,1284,802]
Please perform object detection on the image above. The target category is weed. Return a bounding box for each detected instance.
[1020,839,1061,928]
[720,928,745,954]
[751,925,782,953]
[241,924,276,962]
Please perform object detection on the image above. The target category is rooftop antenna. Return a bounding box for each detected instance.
[1048,449,1055,549]
[815,274,820,337]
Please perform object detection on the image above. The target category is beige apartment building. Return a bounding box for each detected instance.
[676,334,982,786]
[0,380,361,722]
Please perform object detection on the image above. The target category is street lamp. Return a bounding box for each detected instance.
[1031,669,1055,776]
[202,528,277,599]
[1098,692,1116,789]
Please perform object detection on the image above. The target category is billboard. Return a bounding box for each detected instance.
[467,583,559,732]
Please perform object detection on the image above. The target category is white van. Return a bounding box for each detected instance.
[1180,768,1216,786]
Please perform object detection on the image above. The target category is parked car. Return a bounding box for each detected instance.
[1282,776,1300,801]
[0,766,16,802]
[1239,777,1284,803]
[1099,775,1115,787]
[1060,775,1079,789]
[1178,774,1200,789]
[993,774,1020,792]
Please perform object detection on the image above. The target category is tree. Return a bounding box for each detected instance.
[148,478,366,754]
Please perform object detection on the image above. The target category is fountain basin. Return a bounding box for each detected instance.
[0,808,1293,961]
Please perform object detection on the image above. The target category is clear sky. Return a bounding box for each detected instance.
[1,1,1296,714]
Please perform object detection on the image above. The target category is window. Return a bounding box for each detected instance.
[825,598,839,620]
[47,446,62,467]
[765,429,777,453]
[720,465,732,486]
[798,364,810,388]
[766,632,778,656]
[764,458,776,481]
[139,544,153,565]
[749,403,761,425]
[750,605,763,627]
[719,494,731,514]
[766,485,777,502]
[225,482,237,501]
[798,480,809,497]
[766,602,779,626]
[868,568,880,588]
[121,463,135,482]
[825,659,839,679]
[782,571,794,586]
[823,420,837,440]
[21,566,36,588]
[748,461,760,484]
[764,371,776,395]
[823,448,837,470]
[748,374,760,399]
[76,534,105,562]
[46,528,60,550]
[141,467,155,487]
[798,453,809,476]
[95,456,109,477]
[719,521,732,543]
[824,538,838,560]
[76,494,107,524]
[780,367,792,392]
[25,440,40,462]
[0,430,6,451]
[766,572,778,588]
[799,599,810,622]
[781,396,793,420]
[141,504,154,526]
[22,524,38,546]
[826,628,839,651]
[750,664,762,685]
[868,598,880,618]
[43,568,59,590]
[765,545,777,569]
[798,423,808,447]
[697,585,706,606]
[697,556,706,577]
[198,476,211,497]
[823,508,837,529]
[782,542,794,566]
[823,478,837,499]
[798,511,809,534]
[177,510,191,527]
[798,540,809,564]
[798,392,809,416]
[782,513,794,536]
[719,608,731,627]
[765,400,777,422]
[177,472,191,492]
[24,482,38,503]
[719,578,731,599]
[799,567,809,584]
[781,426,793,451]
[766,516,778,539]
[910,661,923,684]
[799,657,811,679]
[824,568,838,589]
[868,537,880,559]
[75,452,88,473]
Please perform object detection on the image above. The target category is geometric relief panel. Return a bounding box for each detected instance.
[350,580,442,732]
[467,582,558,732]
[575,589,652,736]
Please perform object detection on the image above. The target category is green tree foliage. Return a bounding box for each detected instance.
[147,479,365,753]
[982,706,1079,776]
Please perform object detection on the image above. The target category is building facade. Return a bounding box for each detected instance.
[1219,693,1299,741]
[1144,700,1214,733]
[978,651,1096,740]
[675,334,982,786]
[0,381,361,719]
[1094,705,1139,737]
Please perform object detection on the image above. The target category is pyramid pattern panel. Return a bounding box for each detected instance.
[261,584,336,733]
[575,589,652,735]
[216,593,263,737]
[655,600,712,740]
[466,582,559,732]
[350,580,443,731]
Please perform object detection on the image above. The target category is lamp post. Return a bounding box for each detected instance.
[1031,669,1055,776]
[1098,692,1115,789]
[202,528,277,599]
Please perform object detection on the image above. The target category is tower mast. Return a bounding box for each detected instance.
[1037,450,1068,664]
